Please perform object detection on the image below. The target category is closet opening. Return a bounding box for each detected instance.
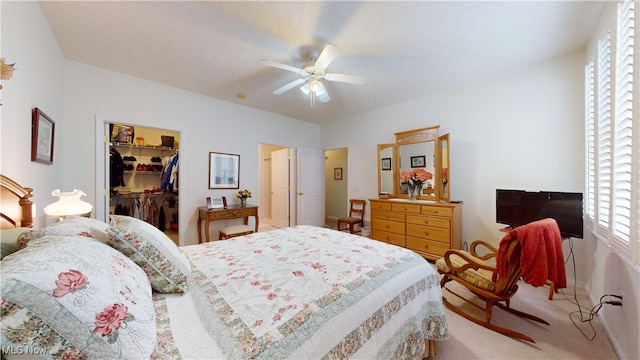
[107,122,180,245]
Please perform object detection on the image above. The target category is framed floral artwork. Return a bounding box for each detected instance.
[31,108,55,165]
[334,167,343,180]
[209,152,240,189]
[381,157,392,171]
[410,155,426,168]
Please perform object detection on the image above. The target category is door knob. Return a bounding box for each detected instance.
[297,192,304,195]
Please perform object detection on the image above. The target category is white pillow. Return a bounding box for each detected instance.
[1,235,157,359]
[107,215,190,293]
[17,216,109,249]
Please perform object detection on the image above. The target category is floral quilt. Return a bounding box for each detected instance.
[154,226,448,359]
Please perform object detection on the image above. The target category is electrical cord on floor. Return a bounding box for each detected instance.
[560,238,622,341]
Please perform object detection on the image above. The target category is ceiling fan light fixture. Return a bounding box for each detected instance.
[310,79,321,93]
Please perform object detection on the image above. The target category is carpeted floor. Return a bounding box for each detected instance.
[432,274,619,359]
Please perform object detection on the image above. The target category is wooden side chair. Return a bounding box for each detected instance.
[435,229,550,343]
[337,199,366,234]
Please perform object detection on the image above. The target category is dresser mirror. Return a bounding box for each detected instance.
[377,143,396,196]
[376,126,451,202]
[439,133,450,202]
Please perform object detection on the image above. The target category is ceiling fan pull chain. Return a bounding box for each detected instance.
[310,91,316,107]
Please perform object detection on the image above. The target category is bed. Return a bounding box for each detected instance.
[1,174,448,359]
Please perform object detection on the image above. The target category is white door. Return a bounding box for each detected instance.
[296,147,325,226]
[271,148,290,228]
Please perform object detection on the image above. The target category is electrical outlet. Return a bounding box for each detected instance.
[620,291,625,312]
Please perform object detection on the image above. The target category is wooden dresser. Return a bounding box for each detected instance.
[369,199,462,260]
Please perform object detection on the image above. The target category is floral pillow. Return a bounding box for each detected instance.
[107,215,190,293]
[17,216,109,249]
[1,235,156,359]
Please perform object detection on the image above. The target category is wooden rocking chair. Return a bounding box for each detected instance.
[435,235,549,343]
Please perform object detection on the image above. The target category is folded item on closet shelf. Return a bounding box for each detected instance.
[123,156,137,161]
[151,156,162,163]
[116,188,132,194]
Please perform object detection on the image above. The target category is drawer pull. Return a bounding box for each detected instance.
[232,211,237,215]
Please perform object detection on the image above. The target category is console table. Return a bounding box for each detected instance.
[197,205,259,243]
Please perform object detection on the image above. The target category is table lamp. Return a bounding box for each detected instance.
[44,189,93,220]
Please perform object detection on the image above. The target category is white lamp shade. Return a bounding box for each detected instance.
[44,189,93,217]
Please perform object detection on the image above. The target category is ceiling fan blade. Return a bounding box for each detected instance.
[273,78,306,95]
[314,43,341,70]
[300,83,310,95]
[260,59,302,74]
[325,72,368,85]
[317,87,331,103]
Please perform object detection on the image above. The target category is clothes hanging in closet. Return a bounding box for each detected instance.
[160,152,179,192]
[110,147,125,188]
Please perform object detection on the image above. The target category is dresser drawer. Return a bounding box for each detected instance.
[421,206,453,218]
[391,203,422,214]
[372,218,406,235]
[406,215,450,229]
[372,229,406,247]
[214,208,254,220]
[406,223,450,243]
[371,210,406,222]
[370,201,392,211]
[406,237,450,257]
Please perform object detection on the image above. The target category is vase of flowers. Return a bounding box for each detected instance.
[400,168,433,200]
[236,189,252,206]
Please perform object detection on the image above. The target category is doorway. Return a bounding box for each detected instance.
[258,144,326,229]
[324,148,348,229]
[259,144,288,227]
[96,119,181,245]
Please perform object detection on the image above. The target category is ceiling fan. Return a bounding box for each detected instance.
[260,44,367,107]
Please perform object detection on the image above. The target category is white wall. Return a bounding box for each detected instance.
[323,51,586,249]
[1,2,321,244]
[63,61,321,245]
[1,1,65,228]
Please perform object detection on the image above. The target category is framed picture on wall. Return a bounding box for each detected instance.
[209,152,240,189]
[410,155,426,168]
[381,157,392,171]
[334,167,343,180]
[31,108,55,165]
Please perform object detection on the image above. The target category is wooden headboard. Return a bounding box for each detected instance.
[1,174,34,229]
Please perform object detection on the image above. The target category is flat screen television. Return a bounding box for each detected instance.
[496,189,584,238]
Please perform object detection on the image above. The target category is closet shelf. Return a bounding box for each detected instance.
[111,142,174,151]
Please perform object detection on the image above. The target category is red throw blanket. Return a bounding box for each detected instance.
[495,218,567,288]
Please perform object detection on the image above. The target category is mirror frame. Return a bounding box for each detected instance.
[439,133,450,202]
[377,143,396,197]
[394,126,440,200]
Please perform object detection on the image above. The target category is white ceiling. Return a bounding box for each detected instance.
[39,1,604,125]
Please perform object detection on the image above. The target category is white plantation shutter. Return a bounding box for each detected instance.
[612,0,634,244]
[585,61,596,222]
[597,33,612,232]
[586,0,638,266]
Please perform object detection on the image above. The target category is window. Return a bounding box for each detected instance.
[585,0,638,267]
